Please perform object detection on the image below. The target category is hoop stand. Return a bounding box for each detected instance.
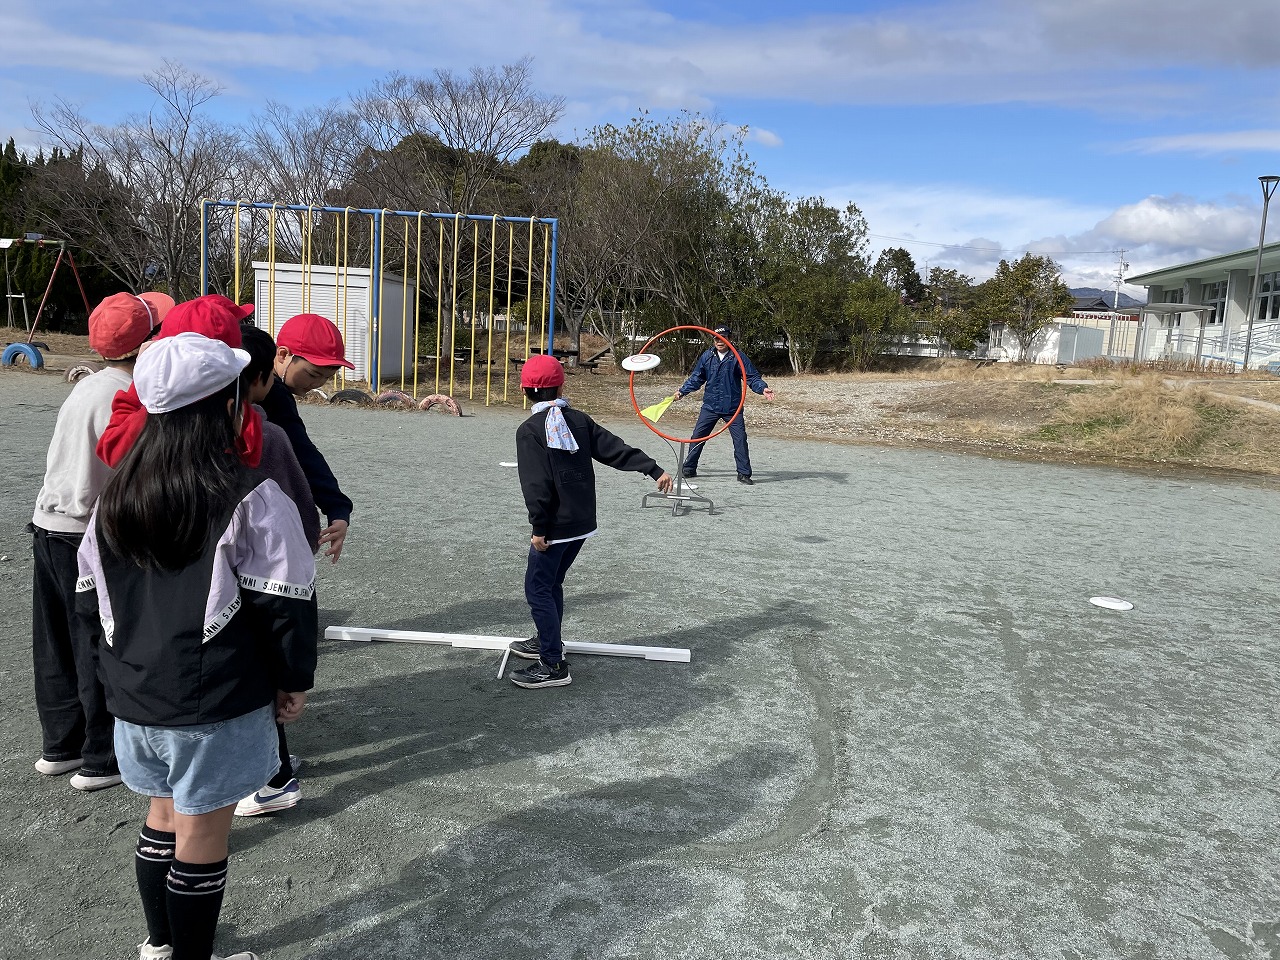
[642,441,715,516]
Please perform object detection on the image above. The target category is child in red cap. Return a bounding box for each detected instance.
[509,355,673,688]
[28,292,160,792]
[259,313,356,563]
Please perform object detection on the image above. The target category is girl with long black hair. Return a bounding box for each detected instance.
[76,332,318,960]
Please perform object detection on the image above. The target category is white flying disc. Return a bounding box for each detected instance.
[1089,596,1133,611]
[499,461,517,468]
[621,353,661,372]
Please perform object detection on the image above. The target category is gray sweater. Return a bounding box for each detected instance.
[32,367,131,535]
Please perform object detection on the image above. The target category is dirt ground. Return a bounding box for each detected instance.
[2,363,1279,959]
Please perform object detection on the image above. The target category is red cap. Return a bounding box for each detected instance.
[520,354,564,388]
[277,313,354,369]
[137,291,175,326]
[88,293,155,360]
[159,295,254,348]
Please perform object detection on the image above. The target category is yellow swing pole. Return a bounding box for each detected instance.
[340,208,353,389]
[267,203,279,336]
[485,215,499,406]
[449,213,462,398]
[469,221,479,400]
[523,217,535,382]
[504,222,515,405]
[400,215,410,392]
[539,222,550,358]
[413,212,423,398]
[435,220,445,394]
[232,201,243,306]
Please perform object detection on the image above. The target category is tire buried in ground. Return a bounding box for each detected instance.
[328,388,374,406]
[418,393,462,416]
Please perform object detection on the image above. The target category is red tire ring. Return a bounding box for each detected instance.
[629,325,746,445]
[375,389,416,408]
[418,393,462,416]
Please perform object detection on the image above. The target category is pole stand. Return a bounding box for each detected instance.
[642,442,716,516]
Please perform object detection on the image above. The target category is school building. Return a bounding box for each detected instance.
[1127,241,1280,370]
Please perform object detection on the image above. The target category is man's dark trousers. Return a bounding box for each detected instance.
[525,538,586,665]
[682,406,751,477]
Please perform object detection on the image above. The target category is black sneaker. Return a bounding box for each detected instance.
[508,637,542,660]
[682,468,697,478]
[737,474,754,485]
[511,659,572,689]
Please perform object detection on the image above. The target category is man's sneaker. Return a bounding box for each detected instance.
[138,938,172,959]
[508,637,542,660]
[70,770,123,792]
[510,659,572,689]
[737,474,754,485]
[682,468,697,478]
[35,757,83,776]
[214,953,261,959]
[234,779,301,817]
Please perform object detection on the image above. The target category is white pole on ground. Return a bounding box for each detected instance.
[325,626,691,663]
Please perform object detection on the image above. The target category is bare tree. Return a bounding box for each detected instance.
[356,58,564,215]
[29,62,249,300]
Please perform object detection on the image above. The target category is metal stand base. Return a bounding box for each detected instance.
[642,442,716,516]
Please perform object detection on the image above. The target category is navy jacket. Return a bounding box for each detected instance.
[679,348,768,414]
[261,379,353,525]
[517,407,663,541]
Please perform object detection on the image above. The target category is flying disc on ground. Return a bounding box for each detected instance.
[621,353,661,372]
[1089,596,1134,611]
[499,461,517,467]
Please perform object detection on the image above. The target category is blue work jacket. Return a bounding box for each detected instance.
[678,348,768,415]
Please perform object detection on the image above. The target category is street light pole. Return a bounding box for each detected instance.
[1242,175,1280,371]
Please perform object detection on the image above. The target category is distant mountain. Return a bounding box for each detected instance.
[1071,287,1144,309]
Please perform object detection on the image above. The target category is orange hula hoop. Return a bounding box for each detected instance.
[629,325,748,445]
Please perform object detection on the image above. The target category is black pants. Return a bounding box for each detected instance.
[31,525,117,773]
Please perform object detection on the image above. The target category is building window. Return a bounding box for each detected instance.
[1255,272,1280,321]
[990,324,1004,348]
[1164,289,1184,304]
[1201,280,1226,325]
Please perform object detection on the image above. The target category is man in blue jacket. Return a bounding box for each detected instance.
[672,326,774,484]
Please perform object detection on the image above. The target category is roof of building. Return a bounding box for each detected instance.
[1129,240,1280,287]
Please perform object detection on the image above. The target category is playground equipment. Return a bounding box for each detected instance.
[1,236,92,370]
[200,201,558,405]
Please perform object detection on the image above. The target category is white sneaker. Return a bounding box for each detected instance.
[35,757,83,776]
[138,938,172,959]
[70,771,123,792]
[214,952,261,959]
[234,779,301,817]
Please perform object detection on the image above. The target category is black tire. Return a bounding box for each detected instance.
[328,388,374,406]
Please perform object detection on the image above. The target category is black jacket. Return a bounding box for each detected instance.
[76,469,318,726]
[517,407,663,540]
[261,379,353,525]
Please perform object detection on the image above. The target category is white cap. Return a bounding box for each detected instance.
[134,332,251,414]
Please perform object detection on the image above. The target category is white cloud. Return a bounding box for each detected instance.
[745,126,782,148]
[1118,130,1280,156]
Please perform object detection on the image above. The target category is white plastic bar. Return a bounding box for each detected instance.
[325,626,690,663]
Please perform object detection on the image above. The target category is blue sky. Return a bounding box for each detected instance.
[3,0,1279,295]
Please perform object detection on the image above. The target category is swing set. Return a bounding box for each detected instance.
[1,235,92,370]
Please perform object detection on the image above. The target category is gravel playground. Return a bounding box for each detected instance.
[2,369,1279,960]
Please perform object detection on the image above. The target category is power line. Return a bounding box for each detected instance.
[867,233,1122,257]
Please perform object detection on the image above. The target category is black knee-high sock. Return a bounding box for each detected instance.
[166,858,227,960]
[135,825,176,948]
[268,722,292,789]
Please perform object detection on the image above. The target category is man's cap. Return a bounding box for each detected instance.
[160,295,254,348]
[134,332,251,415]
[713,326,731,337]
[88,293,156,360]
[277,313,354,369]
[520,354,565,389]
[137,292,175,328]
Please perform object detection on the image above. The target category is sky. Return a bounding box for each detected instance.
[3,0,1279,297]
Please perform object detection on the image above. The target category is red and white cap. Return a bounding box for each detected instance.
[134,332,251,414]
[277,313,354,369]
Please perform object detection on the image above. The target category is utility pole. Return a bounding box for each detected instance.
[1109,249,1128,356]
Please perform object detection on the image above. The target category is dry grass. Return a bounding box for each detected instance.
[1030,374,1280,474]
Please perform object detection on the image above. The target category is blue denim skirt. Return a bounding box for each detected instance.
[115,704,280,815]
